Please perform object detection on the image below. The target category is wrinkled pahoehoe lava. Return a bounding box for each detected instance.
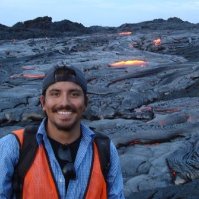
[1,16,199,199]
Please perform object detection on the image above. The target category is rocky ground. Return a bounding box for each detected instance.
[1,17,199,198]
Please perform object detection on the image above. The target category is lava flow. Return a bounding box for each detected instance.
[109,60,147,68]
[153,38,161,46]
[118,31,132,36]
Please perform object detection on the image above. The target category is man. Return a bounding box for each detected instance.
[0,64,125,199]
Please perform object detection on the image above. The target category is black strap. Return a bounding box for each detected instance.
[13,125,39,199]
[17,126,38,177]
[94,132,111,181]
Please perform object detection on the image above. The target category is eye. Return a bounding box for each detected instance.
[71,91,82,97]
[71,91,80,97]
[49,90,60,97]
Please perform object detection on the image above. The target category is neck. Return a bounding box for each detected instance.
[46,122,81,145]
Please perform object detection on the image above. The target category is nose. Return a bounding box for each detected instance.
[59,93,71,106]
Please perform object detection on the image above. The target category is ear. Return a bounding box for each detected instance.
[40,95,46,111]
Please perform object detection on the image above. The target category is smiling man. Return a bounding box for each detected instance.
[40,77,87,144]
[0,63,125,199]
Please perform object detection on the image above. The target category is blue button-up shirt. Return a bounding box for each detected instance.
[0,119,125,199]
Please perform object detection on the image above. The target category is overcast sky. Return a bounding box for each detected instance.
[1,0,199,27]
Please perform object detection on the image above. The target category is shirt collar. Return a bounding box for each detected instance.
[36,118,95,144]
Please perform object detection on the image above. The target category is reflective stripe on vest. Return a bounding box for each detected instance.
[13,129,107,199]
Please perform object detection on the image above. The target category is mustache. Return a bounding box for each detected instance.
[52,105,77,113]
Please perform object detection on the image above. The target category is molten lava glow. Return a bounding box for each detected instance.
[172,170,176,177]
[23,74,45,79]
[118,31,132,36]
[153,38,161,46]
[130,140,141,145]
[110,60,147,68]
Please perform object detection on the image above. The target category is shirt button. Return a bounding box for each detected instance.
[59,178,64,183]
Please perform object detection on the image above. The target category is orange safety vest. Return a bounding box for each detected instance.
[13,129,107,199]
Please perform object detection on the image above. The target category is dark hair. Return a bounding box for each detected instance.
[42,64,87,95]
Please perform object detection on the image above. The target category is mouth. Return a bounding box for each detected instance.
[56,110,74,120]
[57,111,73,115]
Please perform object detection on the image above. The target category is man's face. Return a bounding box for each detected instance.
[40,81,86,132]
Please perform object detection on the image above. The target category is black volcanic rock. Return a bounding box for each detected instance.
[118,17,197,32]
[0,16,89,40]
[127,179,199,199]
[0,24,8,31]
[0,16,198,40]
[167,17,185,23]
[88,25,116,33]
[12,22,25,29]
[12,17,86,32]
[17,16,52,30]
[52,19,86,32]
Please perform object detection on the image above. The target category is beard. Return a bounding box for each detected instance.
[50,104,81,132]
[53,118,80,132]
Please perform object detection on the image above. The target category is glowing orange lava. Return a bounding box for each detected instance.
[109,60,147,68]
[23,74,45,79]
[118,31,132,36]
[153,38,161,46]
